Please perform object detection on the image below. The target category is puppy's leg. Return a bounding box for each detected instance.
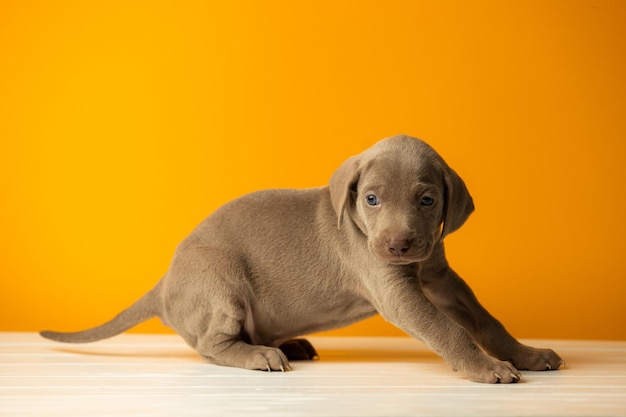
[420,266,564,371]
[164,247,290,372]
[174,298,291,372]
[366,270,521,383]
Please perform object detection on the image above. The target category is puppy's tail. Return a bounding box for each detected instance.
[40,281,163,343]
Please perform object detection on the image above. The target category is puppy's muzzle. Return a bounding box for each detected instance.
[370,235,434,264]
[388,239,412,256]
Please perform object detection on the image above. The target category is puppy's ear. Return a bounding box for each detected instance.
[442,165,474,238]
[329,155,361,228]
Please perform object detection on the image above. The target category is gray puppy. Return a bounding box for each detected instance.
[41,135,563,383]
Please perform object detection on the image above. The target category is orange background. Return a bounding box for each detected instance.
[1,1,625,341]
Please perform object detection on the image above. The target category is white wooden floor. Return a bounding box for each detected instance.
[1,333,625,417]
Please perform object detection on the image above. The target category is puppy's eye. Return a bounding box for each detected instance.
[365,195,380,206]
[420,196,435,206]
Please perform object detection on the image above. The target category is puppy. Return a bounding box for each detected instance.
[41,135,563,383]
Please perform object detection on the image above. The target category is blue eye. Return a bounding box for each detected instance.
[365,195,379,206]
[420,196,435,206]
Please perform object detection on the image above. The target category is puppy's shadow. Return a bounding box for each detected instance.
[302,337,442,363]
[315,347,440,363]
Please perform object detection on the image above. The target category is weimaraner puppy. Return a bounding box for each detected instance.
[41,135,563,383]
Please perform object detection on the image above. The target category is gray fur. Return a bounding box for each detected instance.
[41,135,563,383]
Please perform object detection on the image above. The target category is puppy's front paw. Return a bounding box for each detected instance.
[245,347,291,372]
[510,345,564,371]
[464,357,521,384]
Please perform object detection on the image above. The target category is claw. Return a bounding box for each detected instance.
[511,373,521,382]
[559,360,566,369]
[545,362,552,370]
[280,365,285,372]
[265,365,271,372]
[494,372,502,383]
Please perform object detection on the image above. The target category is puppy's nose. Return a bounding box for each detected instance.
[388,239,412,256]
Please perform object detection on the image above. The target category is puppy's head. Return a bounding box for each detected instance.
[329,135,474,265]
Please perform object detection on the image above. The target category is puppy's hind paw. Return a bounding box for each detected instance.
[279,338,319,361]
[246,347,291,372]
[494,372,521,383]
